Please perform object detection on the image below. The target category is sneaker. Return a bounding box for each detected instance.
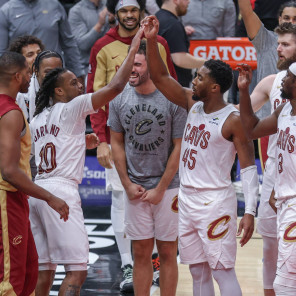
[120,264,134,293]
[152,253,160,286]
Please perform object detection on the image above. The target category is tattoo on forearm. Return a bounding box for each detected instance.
[65,285,80,296]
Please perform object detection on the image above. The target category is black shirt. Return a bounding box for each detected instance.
[156,9,192,87]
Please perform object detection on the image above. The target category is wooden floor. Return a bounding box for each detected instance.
[153,219,265,296]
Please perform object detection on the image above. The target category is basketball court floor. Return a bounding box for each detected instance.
[49,156,265,295]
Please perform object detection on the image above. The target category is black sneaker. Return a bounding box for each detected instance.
[120,264,134,293]
[152,253,160,286]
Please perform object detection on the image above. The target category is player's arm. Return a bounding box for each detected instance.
[0,110,69,221]
[110,129,145,200]
[143,16,193,111]
[141,137,182,205]
[238,0,262,40]
[224,113,258,247]
[171,52,205,70]
[238,64,279,139]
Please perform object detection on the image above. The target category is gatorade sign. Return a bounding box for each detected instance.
[189,38,257,69]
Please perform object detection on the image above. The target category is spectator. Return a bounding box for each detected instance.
[156,0,205,87]
[182,0,236,40]
[87,0,177,291]
[68,0,111,76]
[8,35,45,75]
[0,0,85,83]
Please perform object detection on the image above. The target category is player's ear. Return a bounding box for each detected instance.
[211,83,220,93]
[55,86,64,97]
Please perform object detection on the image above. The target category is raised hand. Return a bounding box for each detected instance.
[130,24,144,51]
[236,63,253,91]
[141,15,159,39]
[47,196,69,222]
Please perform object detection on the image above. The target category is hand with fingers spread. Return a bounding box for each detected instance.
[236,63,253,91]
[47,195,69,222]
[125,183,146,201]
[141,15,159,39]
[237,213,254,247]
[140,188,165,205]
[86,133,100,150]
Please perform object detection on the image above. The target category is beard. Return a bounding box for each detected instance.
[280,88,290,100]
[277,53,296,70]
[176,5,187,17]
[117,16,140,32]
[192,94,201,101]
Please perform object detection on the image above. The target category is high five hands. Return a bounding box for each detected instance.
[141,15,159,39]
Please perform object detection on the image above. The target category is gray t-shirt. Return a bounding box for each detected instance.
[252,24,278,118]
[108,87,187,190]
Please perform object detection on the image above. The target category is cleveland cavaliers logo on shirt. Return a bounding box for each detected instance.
[274,97,288,110]
[277,126,295,153]
[125,103,166,152]
[207,215,231,241]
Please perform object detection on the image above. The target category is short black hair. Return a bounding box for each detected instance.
[0,52,27,84]
[204,59,233,94]
[278,1,296,18]
[106,0,146,14]
[8,35,45,54]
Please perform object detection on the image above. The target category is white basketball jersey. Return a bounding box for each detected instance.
[180,102,237,189]
[274,102,296,199]
[267,70,288,160]
[30,94,94,184]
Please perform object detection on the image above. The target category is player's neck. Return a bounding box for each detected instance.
[161,3,177,17]
[135,80,157,95]
[290,100,296,115]
[203,96,227,114]
[118,26,138,38]
[0,86,18,99]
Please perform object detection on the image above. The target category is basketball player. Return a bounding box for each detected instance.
[142,16,259,296]
[28,27,143,295]
[108,40,186,295]
[238,22,296,296]
[238,62,296,296]
[0,52,69,296]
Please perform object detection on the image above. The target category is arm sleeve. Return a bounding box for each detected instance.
[172,105,187,139]
[222,1,236,37]
[107,99,124,133]
[0,8,9,55]
[87,44,110,142]
[68,8,107,52]
[251,23,277,53]
[162,22,189,54]
[61,93,95,135]
[57,3,85,77]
